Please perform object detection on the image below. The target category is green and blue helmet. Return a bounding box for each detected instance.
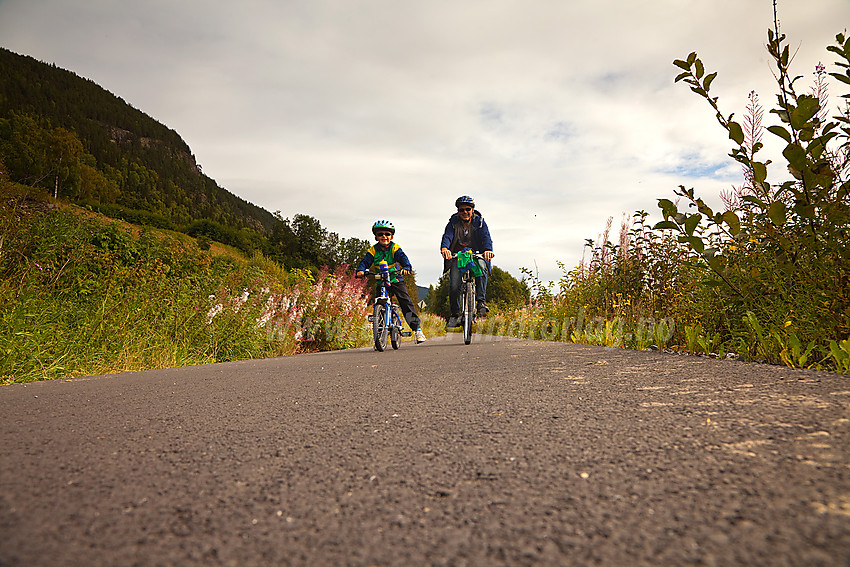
[371,220,395,235]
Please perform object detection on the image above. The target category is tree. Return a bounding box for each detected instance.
[45,126,84,199]
[488,265,531,309]
[268,212,369,272]
[425,275,449,317]
[403,270,420,316]
[0,113,84,197]
[335,236,371,267]
[291,213,328,270]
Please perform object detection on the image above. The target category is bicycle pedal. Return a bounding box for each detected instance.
[367,315,374,322]
[401,331,412,337]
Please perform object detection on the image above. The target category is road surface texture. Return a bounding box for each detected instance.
[1,333,849,566]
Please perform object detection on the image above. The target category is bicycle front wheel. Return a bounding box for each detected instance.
[373,303,388,351]
[463,279,475,344]
[390,325,401,350]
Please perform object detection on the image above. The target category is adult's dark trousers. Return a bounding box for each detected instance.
[448,260,488,316]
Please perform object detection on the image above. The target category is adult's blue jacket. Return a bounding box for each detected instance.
[440,210,493,273]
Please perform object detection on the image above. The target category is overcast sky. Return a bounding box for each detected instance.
[1,1,847,287]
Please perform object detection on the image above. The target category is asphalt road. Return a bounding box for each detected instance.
[1,333,849,566]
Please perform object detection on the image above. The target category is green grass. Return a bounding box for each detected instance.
[0,190,376,382]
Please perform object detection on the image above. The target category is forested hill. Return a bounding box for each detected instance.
[0,47,274,232]
[0,47,370,270]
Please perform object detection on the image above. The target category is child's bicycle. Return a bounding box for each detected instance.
[358,261,410,351]
[452,250,486,345]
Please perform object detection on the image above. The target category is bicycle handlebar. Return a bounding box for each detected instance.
[449,251,487,259]
[355,269,410,279]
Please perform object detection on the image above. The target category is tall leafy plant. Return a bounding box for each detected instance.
[655,6,850,365]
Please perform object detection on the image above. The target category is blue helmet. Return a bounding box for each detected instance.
[455,195,475,208]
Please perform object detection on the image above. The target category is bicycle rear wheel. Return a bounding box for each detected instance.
[373,303,388,351]
[463,279,475,344]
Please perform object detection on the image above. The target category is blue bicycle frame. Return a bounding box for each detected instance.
[368,262,409,351]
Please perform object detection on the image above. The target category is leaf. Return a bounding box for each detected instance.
[694,59,705,79]
[772,108,790,124]
[657,198,677,218]
[707,255,724,273]
[790,96,820,129]
[686,236,705,254]
[728,121,745,145]
[684,213,701,236]
[752,161,768,183]
[695,199,715,218]
[829,72,850,85]
[745,311,765,339]
[652,220,680,231]
[767,125,792,143]
[742,195,767,209]
[722,211,740,235]
[782,143,807,172]
[829,341,849,363]
[703,72,717,91]
[793,202,816,219]
[768,201,787,226]
[673,59,691,71]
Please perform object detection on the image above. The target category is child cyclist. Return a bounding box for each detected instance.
[356,220,427,343]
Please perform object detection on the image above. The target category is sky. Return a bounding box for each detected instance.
[1,0,848,288]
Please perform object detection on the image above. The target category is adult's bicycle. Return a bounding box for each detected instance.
[451,250,486,345]
[358,261,410,351]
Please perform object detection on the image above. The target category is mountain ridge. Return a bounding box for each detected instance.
[0,46,274,232]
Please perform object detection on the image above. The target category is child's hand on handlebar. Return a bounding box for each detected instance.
[355,271,365,278]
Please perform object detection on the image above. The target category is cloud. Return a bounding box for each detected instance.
[1,0,848,287]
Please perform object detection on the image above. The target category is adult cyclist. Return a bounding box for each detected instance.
[440,196,494,328]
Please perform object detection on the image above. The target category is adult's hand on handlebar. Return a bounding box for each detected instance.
[355,271,365,278]
[483,251,494,261]
[441,248,452,260]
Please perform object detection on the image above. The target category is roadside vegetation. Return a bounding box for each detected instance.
[0,182,384,383]
[484,18,850,373]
